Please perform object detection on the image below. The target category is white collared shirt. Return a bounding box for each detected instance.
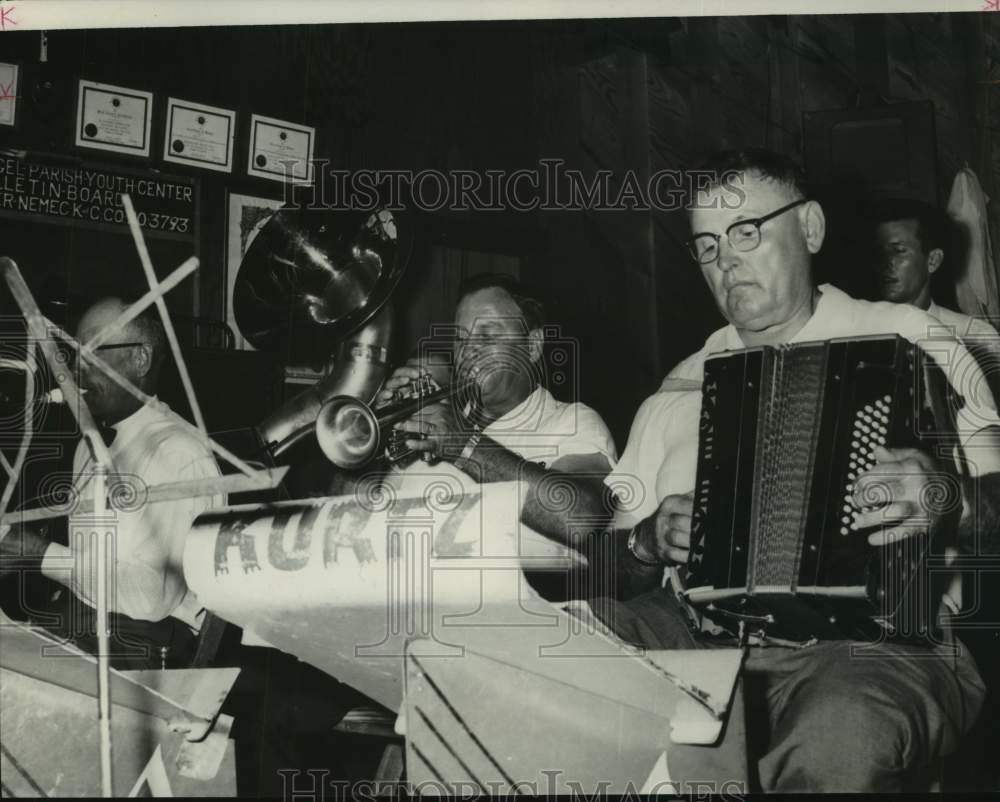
[48,401,223,627]
[611,284,1000,525]
[927,301,998,342]
[479,385,617,467]
[393,385,616,485]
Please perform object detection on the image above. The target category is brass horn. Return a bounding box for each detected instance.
[315,378,471,469]
[231,205,413,458]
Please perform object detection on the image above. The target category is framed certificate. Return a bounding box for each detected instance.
[163,98,236,172]
[75,80,153,157]
[0,62,19,127]
[247,114,314,184]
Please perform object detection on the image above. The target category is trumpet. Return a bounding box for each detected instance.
[315,375,471,469]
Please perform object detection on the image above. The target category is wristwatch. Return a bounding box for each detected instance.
[627,524,660,567]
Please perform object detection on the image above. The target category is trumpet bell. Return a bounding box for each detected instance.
[315,380,474,470]
[316,395,382,469]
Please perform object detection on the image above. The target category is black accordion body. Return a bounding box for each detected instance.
[683,335,958,643]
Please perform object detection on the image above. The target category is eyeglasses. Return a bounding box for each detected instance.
[686,199,808,265]
[69,342,143,367]
[94,342,143,352]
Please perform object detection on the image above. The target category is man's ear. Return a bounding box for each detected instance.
[927,248,944,275]
[527,328,544,363]
[800,200,826,254]
[131,344,153,378]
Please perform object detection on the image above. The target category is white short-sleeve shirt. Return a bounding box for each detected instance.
[390,384,617,490]
[928,301,999,343]
[607,284,1000,527]
[55,401,223,627]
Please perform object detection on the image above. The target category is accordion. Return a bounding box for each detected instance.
[683,335,958,643]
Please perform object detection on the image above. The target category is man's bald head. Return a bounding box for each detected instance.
[76,297,167,424]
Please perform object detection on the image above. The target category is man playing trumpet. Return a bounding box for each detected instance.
[381,273,617,590]
[384,273,616,479]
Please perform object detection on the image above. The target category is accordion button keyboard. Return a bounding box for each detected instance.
[840,396,898,536]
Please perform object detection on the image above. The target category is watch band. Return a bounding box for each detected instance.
[459,429,482,462]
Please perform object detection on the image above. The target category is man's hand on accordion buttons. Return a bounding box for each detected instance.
[635,491,694,566]
[852,446,943,546]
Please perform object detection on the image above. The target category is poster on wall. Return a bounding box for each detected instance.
[247,114,314,184]
[226,192,284,350]
[0,62,19,127]
[75,79,154,157]
[163,98,236,173]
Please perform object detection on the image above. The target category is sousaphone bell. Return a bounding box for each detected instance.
[232,205,412,459]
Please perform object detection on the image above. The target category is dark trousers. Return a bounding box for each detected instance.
[589,589,986,793]
[32,589,196,670]
[219,645,377,798]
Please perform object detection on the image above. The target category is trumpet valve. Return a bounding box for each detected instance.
[383,373,439,407]
[385,428,415,463]
[384,429,438,466]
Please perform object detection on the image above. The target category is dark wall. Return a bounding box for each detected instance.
[1,22,538,320]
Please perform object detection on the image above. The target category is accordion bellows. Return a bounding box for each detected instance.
[683,335,958,643]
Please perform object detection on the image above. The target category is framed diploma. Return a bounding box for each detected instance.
[247,114,314,184]
[75,80,154,157]
[0,62,19,127]
[163,98,236,172]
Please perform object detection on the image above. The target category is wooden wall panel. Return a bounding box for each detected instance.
[767,19,805,158]
[716,17,772,151]
[579,56,624,172]
[795,19,859,114]
[646,65,698,172]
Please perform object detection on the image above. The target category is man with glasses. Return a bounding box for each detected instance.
[585,149,1000,791]
[0,297,223,668]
